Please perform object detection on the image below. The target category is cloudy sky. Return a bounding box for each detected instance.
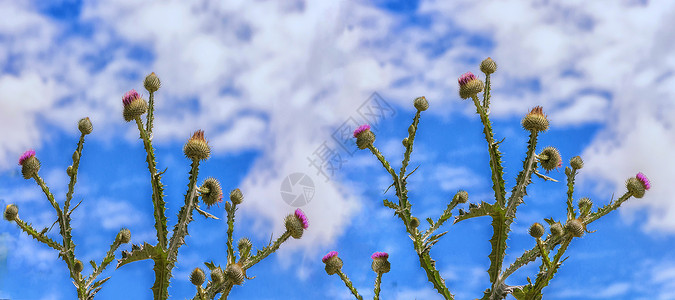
[1,0,674,299]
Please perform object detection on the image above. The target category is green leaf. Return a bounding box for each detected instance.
[487,207,508,283]
[383,199,398,210]
[453,201,493,224]
[116,242,158,269]
[204,261,218,271]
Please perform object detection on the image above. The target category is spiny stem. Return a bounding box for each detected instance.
[65,133,86,213]
[505,130,539,219]
[218,283,233,300]
[585,192,632,224]
[146,91,155,138]
[483,73,491,110]
[400,110,421,179]
[367,144,399,185]
[226,203,237,265]
[86,238,122,287]
[243,231,291,269]
[535,238,552,270]
[336,270,363,300]
[135,117,168,248]
[167,159,201,265]
[374,272,383,300]
[12,217,63,251]
[470,94,506,208]
[565,167,578,221]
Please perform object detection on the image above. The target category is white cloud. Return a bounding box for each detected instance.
[92,198,143,230]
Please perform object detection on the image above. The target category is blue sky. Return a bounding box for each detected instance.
[1,0,675,299]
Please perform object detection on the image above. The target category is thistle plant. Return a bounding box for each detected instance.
[4,72,306,299]
[4,121,131,300]
[324,57,651,299]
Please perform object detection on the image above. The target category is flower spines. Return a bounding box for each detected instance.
[19,150,40,179]
[200,178,223,208]
[184,130,211,161]
[354,124,375,150]
[122,89,148,122]
[322,251,342,275]
[285,208,309,239]
[458,72,484,99]
[371,252,390,274]
[225,263,245,285]
[190,267,205,286]
[539,147,561,172]
[627,172,650,198]
[522,106,549,132]
[480,57,498,75]
[528,223,545,238]
[144,72,161,93]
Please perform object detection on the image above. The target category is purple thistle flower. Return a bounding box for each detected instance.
[294,208,309,229]
[371,252,389,260]
[322,251,338,263]
[353,124,371,138]
[636,172,651,190]
[458,72,478,86]
[122,89,140,106]
[18,150,35,166]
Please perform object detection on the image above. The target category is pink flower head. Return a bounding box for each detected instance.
[636,172,650,190]
[371,252,389,260]
[322,251,338,263]
[18,150,36,165]
[295,208,309,229]
[353,124,371,138]
[458,72,478,86]
[122,89,141,106]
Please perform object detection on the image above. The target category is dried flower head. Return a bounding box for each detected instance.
[78,117,93,135]
[414,96,429,111]
[354,124,375,149]
[144,72,161,93]
[522,106,549,132]
[4,204,18,221]
[183,130,211,161]
[371,251,391,274]
[190,268,205,286]
[19,150,40,179]
[322,251,342,275]
[458,72,484,99]
[122,89,148,122]
[480,57,498,75]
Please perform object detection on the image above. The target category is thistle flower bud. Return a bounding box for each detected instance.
[200,178,223,208]
[190,267,205,286]
[210,267,224,284]
[117,228,131,244]
[480,57,497,75]
[458,72,484,99]
[453,190,469,204]
[285,209,309,239]
[19,150,40,179]
[4,204,18,221]
[550,222,563,237]
[230,188,243,205]
[66,165,74,177]
[539,147,562,171]
[225,201,232,212]
[78,117,93,135]
[522,106,549,132]
[565,219,585,238]
[122,89,148,122]
[371,252,391,274]
[353,124,375,150]
[410,217,420,228]
[626,172,650,199]
[529,222,545,238]
[184,130,210,161]
[72,151,79,163]
[225,263,245,285]
[402,137,409,147]
[570,156,584,170]
[73,260,83,273]
[238,238,252,258]
[143,72,161,93]
[408,124,415,135]
[322,251,342,275]
[578,197,593,217]
[414,96,429,111]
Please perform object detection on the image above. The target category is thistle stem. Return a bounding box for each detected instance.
[374,272,383,300]
[336,270,363,300]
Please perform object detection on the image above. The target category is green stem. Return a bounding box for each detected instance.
[12,217,63,251]
[65,133,86,213]
[226,203,237,264]
[135,117,168,248]
[535,238,552,270]
[243,231,291,269]
[585,192,632,224]
[218,283,233,300]
[565,167,578,221]
[147,91,155,137]
[374,272,383,300]
[400,110,421,179]
[337,270,363,300]
[85,238,122,287]
[418,252,454,299]
[483,74,491,110]
[505,131,539,219]
[167,159,201,266]
[470,95,506,208]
